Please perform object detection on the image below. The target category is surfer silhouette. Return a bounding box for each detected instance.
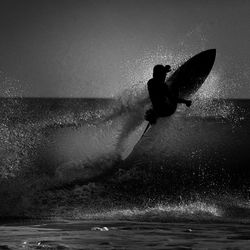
[145,64,192,124]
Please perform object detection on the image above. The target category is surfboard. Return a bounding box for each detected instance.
[122,49,216,160]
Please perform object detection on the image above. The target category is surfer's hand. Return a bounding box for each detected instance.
[185,100,192,107]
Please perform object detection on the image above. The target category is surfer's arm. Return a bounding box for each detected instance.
[164,86,192,107]
[177,98,192,107]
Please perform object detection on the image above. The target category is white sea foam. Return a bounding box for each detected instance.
[73,201,222,221]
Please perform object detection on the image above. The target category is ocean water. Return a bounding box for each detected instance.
[0,95,250,249]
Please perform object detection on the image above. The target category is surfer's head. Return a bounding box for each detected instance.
[153,64,171,80]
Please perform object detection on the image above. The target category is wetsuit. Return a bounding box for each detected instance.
[147,78,177,118]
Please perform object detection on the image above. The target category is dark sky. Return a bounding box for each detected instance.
[0,0,249,97]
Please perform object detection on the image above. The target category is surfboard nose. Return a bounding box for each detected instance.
[207,48,216,56]
[201,49,216,63]
[206,48,216,54]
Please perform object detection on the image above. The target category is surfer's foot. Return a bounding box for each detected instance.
[185,100,192,107]
[149,117,157,124]
[145,109,157,124]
